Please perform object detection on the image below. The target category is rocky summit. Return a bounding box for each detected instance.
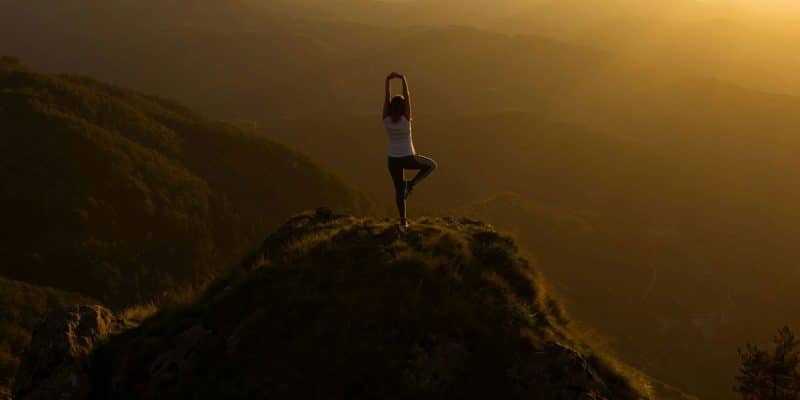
[17,210,663,399]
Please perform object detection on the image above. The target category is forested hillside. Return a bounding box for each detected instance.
[0,57,368,306]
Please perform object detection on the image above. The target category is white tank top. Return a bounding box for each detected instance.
[384,116,416,157]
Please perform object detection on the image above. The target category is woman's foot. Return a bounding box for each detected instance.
[399,219,410,229]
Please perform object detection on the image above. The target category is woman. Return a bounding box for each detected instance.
[383,72,438,229]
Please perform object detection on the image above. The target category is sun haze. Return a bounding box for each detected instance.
[1,1,800,400]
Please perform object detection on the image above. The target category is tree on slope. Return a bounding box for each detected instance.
[735,327,800,400]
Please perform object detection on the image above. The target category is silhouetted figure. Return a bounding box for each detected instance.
[383,72,437,229]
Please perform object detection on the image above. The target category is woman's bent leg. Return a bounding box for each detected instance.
[388,157,407,221]
[408,155,438,187]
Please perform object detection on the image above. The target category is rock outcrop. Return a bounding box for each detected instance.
[13,305,120,400]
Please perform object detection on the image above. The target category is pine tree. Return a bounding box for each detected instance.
[735,327,800,400]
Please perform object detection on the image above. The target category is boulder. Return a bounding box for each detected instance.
[13,305,120,400]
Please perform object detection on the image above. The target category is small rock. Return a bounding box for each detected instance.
[458,217,486,227]
[149,324,212,387]
[543,342,609,400]
[314,207,334,218]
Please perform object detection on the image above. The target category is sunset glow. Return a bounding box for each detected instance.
[1,2,799,400]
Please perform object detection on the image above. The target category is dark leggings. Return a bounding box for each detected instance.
[388,155,438,221]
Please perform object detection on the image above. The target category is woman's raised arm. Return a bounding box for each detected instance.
[400,75,412,121]
[383,74,392,119]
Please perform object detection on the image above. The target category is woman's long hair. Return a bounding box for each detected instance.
[388,95,407,122]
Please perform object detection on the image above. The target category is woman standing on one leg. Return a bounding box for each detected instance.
[383,72,438,229]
